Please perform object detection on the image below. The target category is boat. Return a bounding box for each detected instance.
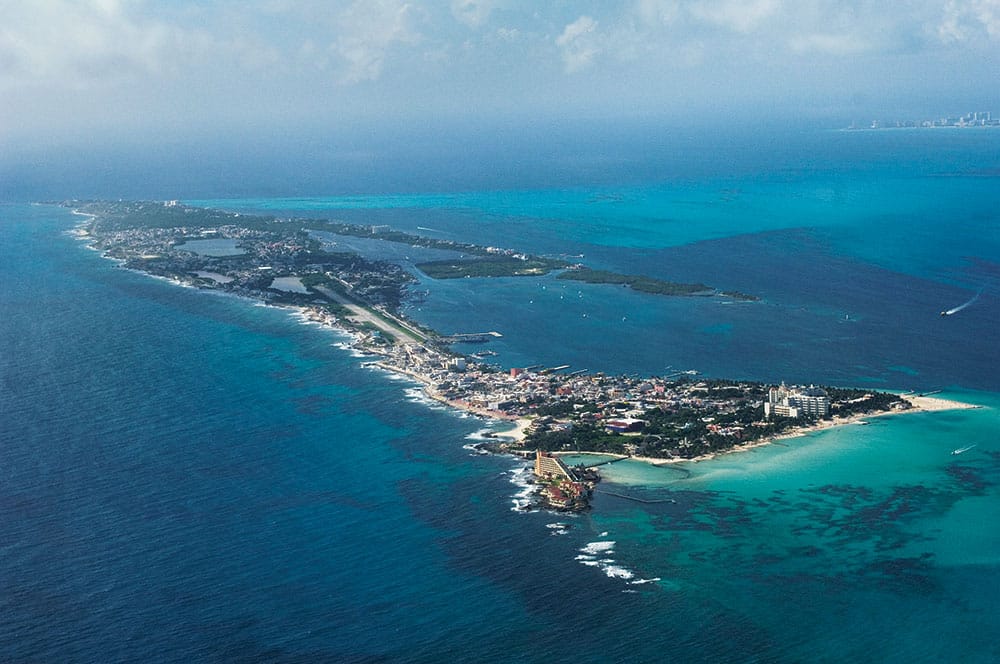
[951,444,976,455]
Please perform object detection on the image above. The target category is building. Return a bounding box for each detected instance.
[533,450,593,510]
[764,383,830,419]
[534,449,576,481]
[605,417,646,433]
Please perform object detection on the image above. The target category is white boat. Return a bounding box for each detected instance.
[951,444,976,455]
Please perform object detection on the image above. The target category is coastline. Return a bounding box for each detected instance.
[364,334,982,466]
[624,393,981,467]
[69,202,984,473]
[85,245,985,469]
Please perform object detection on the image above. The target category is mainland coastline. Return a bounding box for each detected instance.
[63,199,981,506]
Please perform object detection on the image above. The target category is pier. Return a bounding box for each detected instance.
[441,331,503,343]
[575,455,629,468]
[596,489,677,505]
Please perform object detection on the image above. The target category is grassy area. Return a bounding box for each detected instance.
[557,268,713,296]
[416,256,566,278]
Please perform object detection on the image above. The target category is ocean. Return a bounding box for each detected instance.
[2,127,999,662]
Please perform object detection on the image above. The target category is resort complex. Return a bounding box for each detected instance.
[532,450,596,511]
[763,383,831,419]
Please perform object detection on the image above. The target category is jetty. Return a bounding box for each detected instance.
[573,455,629,468]
[596,489,677,505]
[441,331,503,344]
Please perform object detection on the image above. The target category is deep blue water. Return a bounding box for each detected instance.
[3,128,1000,662]
[2,204,773,663]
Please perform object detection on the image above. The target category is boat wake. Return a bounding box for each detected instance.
[941,288,983,316]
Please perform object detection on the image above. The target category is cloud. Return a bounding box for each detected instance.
[2,0,1000,142]
[556,15,600,73]
[687,0,779,33]
[630,0,680,28]
[331,0,425,84]
[938,0,1000,42]
[450,0,497,28]
[495,27,520,41]
[0,0,178,88]
[789,32,872,56]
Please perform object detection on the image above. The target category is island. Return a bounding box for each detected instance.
[64,200,978,511]
[556,267,758,300]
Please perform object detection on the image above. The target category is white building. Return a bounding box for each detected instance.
[764,383,830,419]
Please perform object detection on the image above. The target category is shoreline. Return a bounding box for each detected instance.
[93,259,987,469]
[71,204,985,472]
[623,393,981,466]
[364,334,982,466]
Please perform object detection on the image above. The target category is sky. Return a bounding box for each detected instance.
[2,1,999,197]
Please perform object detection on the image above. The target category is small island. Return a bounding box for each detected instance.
[64,199,977,511]
[556,266,758,300]
[416,255,567,279]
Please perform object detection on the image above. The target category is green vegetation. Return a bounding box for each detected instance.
[826,388,908,417]
[359,322,395,343]
[719,291,761,302]
[416,256,566,279]
[520,383,911,460]
[314,221,536,262]
[70,199,758,308]
[318,302,353,318]
[298,272,335,289]
[529,423,632,455]
[557,268,713,296]
[78,200,278,231]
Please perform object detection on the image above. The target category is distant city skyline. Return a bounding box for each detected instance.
[848,110,998,129]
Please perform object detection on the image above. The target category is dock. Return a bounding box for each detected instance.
[441,331,503,343]
[596,489,677,505]
[578,455,629,468]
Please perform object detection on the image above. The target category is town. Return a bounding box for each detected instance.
[846,110,998,130]
[68,200,917,510]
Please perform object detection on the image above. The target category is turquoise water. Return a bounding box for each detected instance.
[3,128,1000,662]
[587,393,1000,662]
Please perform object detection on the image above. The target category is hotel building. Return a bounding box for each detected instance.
[764,383,830,419]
